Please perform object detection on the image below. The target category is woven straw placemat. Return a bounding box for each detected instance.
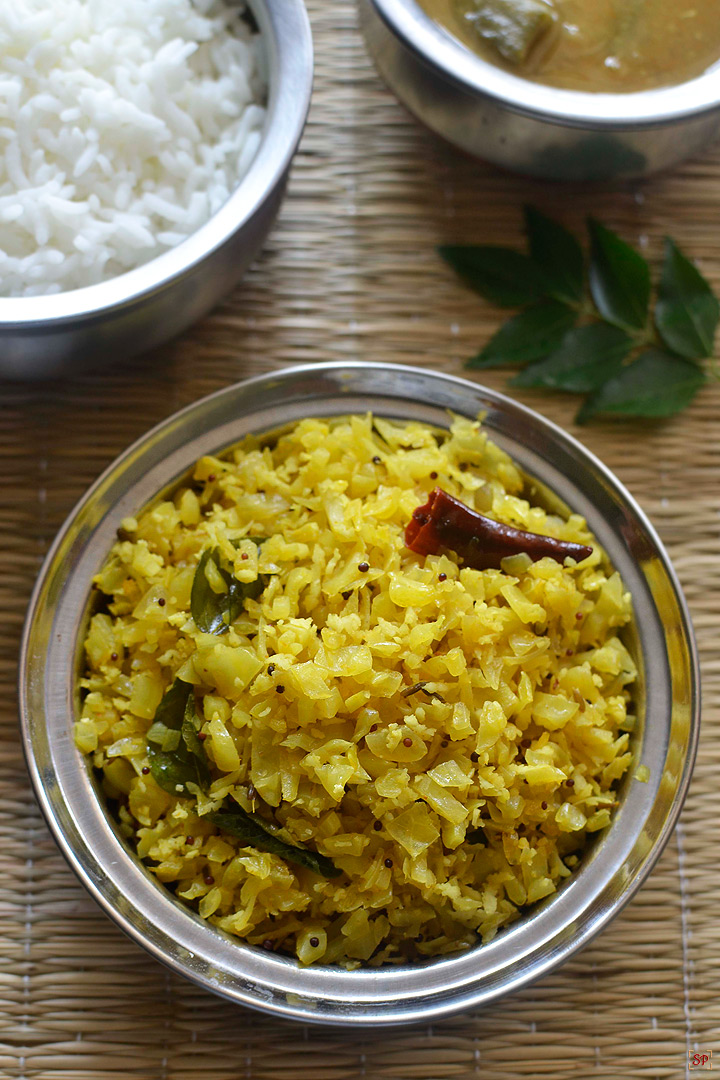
[2,2,719,1077]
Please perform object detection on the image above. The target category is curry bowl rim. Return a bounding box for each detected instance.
[370,0,720,128]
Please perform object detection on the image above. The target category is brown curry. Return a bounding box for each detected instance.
[417,0,720,92]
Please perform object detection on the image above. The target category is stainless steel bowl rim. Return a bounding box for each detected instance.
[20,362,700,1025]
[371,0,720,128]
[0,0,312,327]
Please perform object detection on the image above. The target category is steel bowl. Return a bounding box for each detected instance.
[0,0,313,381]
[20,362,699,1025]
[358,0,720,180]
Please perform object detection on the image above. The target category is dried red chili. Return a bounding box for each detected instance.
[405,487,592,571]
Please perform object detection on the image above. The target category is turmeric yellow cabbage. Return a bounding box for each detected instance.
[77,414,635,967]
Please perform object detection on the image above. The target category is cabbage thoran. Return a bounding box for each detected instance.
[76,414,635,967]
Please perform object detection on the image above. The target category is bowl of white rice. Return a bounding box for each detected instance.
[0,0,312,378]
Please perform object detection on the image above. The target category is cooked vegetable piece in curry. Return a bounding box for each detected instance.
[418,0,720,92]
[456,0,557,66]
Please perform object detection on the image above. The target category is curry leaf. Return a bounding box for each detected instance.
[588,219,651,331]
[438,245,543,307]
[525,205,584,303]
[191,547,264,634]
[511,324,633,392]
[655,237,719,360]
[147,679,211,795]
[467,299,576,368]
[181,695,209,764]
[207,805,342,879]
[577,349,706,423]
[152,677,191,731]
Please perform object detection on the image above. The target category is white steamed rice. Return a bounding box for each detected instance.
[0,0,266,296]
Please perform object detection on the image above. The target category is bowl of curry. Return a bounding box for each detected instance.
[359,0,720,179]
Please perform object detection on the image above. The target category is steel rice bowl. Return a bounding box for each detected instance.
[0,0,312,380]
[20,363,699,1025]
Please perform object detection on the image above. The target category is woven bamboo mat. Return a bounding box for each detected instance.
[2,2,720,1077]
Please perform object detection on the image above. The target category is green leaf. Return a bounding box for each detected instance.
[467,299,576,369]
[577,349,706,423]
[439,245,543,307]
[151,678,191,731]
[207,805,341,879]
[655,237,719,360]
[524,206,584,303]
[181,695,209,764]
[511,324,633,392]
[147,679,211,795]
[191,547,264,634]
[588,219,651,331]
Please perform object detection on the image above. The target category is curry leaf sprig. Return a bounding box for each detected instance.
[145,682,340,878]
[439,206,719,423]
